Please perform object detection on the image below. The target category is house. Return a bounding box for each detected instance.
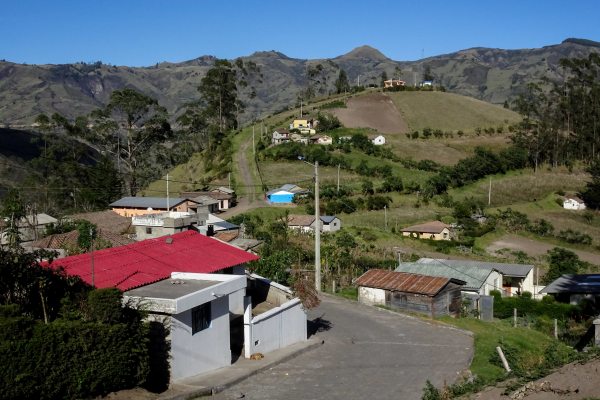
[563,195,586,210]
[309,134,333,145]
[369,135,386,146]
[69,210,132,235]
[395,261,502,296]
[290,133,309,144]
[320,215,341,233]
[205,213,239,234]
[355,269,465,318]
[1,213,57,244]
[540,274,600,306]
[272,129,291,145]
[416,258,535,297]
[181,191,231,212]
[109,197,202,217]
[383,79,406,88]
[287,215,318,233]
[125,272,247,380]
[27,228,135,257]
[49,231,306,381]
[401,220,451,241]
[290,117,313,130]
[132,211,208,241]
[286,215,340,233]
[266,184,308,204]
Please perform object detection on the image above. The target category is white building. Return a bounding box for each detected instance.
[370,135,386,146]
[563,196,586,210]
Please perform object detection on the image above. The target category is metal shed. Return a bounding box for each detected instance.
[355,269,466,318]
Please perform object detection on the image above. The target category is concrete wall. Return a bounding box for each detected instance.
[170,295,230,381]
[401,228,450,241]
[482,270,503,295]
[245,298,307,357]
[358,286,386,306]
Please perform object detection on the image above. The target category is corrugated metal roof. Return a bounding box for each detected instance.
[401,221,449,234]
[417,258,533,278]
[320,216,337,224]
[541,274,600,294]
[355,269,464,296]
[109,197,192,209]
[395,262,493,291]
[47,231,258,291]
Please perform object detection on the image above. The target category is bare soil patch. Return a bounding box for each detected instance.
[472,358,600,400]
[487,234,600,265]
[331,93,409,134]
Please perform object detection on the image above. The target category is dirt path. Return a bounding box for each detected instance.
[473,358,600,400]
[487,234,600,265]
[331,92,409,134]
[236,137,256,204]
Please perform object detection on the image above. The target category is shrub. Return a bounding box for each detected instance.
[0,317,150,399]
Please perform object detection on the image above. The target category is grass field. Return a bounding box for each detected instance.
[439,317,574,383]
[388,91,521,134]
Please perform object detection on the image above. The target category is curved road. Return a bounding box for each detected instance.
[214,295,473,400]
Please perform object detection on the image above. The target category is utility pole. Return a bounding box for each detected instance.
[488,177,492,206]
[314,161,321,292]
[337,164,340,193]
[228,172,231,189]
[384,205,387,230]
[300,99,303,118]
[166,174,170,211]
[252,124,255,157]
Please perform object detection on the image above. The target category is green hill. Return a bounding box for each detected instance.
[388,91,521,133]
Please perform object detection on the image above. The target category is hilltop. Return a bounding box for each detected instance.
[0,39,599,125]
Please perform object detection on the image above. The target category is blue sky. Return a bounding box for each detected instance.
[1,0,600,66]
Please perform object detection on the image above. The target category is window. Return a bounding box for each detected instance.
[146,227,152,234]
[192,303,211,334]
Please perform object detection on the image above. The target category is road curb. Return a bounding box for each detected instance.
[210,338,324,395]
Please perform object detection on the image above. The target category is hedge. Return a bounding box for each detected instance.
[0,316,150,399]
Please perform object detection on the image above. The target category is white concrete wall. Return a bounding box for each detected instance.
[358,286,386,306]
[170,295,230,381]
[245,298,307,357]
[483,271,503,295]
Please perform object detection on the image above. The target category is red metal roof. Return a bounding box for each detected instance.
[48,231,258,291]
[355,269,461,297]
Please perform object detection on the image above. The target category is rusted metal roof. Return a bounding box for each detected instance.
[355,269,465,297]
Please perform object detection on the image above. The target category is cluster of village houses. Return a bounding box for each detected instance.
[271,116,385,146]
[1,110,598,383]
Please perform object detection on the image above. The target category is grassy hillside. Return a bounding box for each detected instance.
[388,91,521,133]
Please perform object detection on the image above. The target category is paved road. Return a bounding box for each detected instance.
[213,295,473,400]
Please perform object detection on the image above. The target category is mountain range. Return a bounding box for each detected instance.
[1,38,599,126]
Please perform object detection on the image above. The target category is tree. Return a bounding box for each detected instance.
[380,71,388,87]
[198,59,241,133]
[581,159,600,209]
[543,247,582,284]
[423,65,434,82]
[334,69,350,94]
[0,189,26,248]
[90,88,172,195]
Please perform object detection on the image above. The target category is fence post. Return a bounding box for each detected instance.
[332,280,336,293]
[496,346,511,372]
[554,318,558,339]
[594,318,600,347]
[513,308,517,328]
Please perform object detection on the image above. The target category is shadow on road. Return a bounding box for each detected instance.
[307,314,333,338]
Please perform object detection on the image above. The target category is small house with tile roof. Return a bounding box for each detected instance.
[401,220,451,241]
[109,197,202,217]
[355,269,465,317]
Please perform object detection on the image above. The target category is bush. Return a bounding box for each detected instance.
[0,317,150,399]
